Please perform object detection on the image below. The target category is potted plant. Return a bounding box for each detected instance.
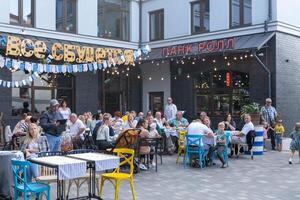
[240,102,261,125]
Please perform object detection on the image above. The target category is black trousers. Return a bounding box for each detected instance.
[268,128,276,149]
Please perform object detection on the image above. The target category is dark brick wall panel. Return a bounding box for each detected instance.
[275,32,300,132]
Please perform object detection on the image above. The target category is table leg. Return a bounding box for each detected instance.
[155,144,158,172]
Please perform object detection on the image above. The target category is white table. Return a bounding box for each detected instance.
[29,156,87,200]
[67,153,120,199]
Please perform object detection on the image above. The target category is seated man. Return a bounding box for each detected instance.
[67,113,86,149]
[231,114,254,144]
[168,111,189,151]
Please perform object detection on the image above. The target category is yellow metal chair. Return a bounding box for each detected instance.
[176,130,187,164]
[100,148,135,200]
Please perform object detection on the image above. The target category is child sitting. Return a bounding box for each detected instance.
[274,119,285,151]
[289,122,300,164]
[215,122,227,168]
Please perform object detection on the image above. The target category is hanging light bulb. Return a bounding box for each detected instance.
[174,76,177,80]
[149,77,152,80]
[176,60,179,64]
[227,62,230,66]
[250,54,253,57]
[224,56,227,60]
[127,67,130,71]
[151,61,154,64]
[240,56,243,60]
[162,60,165,63]
[137,75,141,79]
[161,77,164,81]
[213,59,216,63]
[192,62,195,65]
[234,57,237,60]
[156,62,160,66]
[194,57,197,61]
[202,58,205,62]
[106,70,109,74]
[214,67,217,71]
[187,74,190,78]
[244,54,248,58]
[126,73,129,76]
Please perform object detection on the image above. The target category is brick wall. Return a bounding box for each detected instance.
[276,32,300,132]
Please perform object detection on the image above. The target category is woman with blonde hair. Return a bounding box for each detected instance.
[21,123,49,182]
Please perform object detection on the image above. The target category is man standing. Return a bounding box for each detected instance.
[67,113,85,149]
[164,97,177,121]
[40,99,64,151]
[260,98,278,150]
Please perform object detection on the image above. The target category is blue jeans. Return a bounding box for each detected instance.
[275,134,283,145]
[26,160,38,182]
[45,133,61,151]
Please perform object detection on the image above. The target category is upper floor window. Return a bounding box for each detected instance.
[10,0,34,27]
[230,0,252,27]
[191,0,210,34]
[56,0,77,33]
[149,9,164,41]
[98,0,130,41]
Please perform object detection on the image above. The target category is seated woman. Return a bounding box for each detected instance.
[21,123,49,182]
[12,114,30,149]
[96,113,113,150]
[123,113,137,130]
[223,113,236,131]
[136,118,152,170]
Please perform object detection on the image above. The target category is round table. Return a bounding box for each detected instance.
[0,151,24,199]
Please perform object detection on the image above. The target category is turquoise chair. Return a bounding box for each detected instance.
[222,131,231,167]
[184,135,205,169]
[11,159,50,200]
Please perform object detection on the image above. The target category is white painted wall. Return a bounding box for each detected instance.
[130,1,140,43]
[0,0,10,24]
[77,0,97,36]
[210,0,229,31]
[141,0,193,42]
[35,0,55,30]
[252,0,268,25]
[277,0,300,27]
[140,61,171,113]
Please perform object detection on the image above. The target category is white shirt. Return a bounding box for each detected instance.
[68,119,85,137]
[96,124,111,141]
[164,103,177,121]
[188,121,213,145]
[123,120,137,129]
[154,118,165,129]
[240,121,255,143]
[59,107,71,120]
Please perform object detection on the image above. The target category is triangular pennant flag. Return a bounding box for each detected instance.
[83,64,88,72]
[2,81,6,87]
[120,55,125,63]
[93,62,98,70]
[62,65,67,73]
[97,63,103,70]
[22,80,26,86]
[25,62,32,71]
[0,56,4,68]
[19,81,23,87]
[12,60,20,70]
[33,72,39,77]
[57,65,62,73]
[6,82,11,88]
[51,65,56,73]
[46,64,51,73]
[38,63,44,73]
[88,63,93,71]
[108,61,112,68]
[103,61,107,69]
[67,65,73,73]
[112,59,116,67]
[0,80,2,86]
[5,59,12,69]
[28,76,33,82]
[19,62,25,71]
[73,65,78,73]
[15,81,19,88]
[78,64,83,72]
[11,82,15,88]
[32,63,38,72]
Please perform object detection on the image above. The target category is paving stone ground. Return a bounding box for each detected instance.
[49,151,300,200]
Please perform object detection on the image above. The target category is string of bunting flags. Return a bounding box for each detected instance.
[0,71,39,88]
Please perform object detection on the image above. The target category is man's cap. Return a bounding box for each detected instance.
[50,99,59,106]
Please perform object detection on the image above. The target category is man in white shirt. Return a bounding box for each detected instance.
[231,114,254,144]
[164,97,177,121]
[68,113,85,149]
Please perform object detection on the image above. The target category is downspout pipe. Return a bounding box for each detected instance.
[253,53,272,98]
[138,0,142,49]
[265,0,272,32]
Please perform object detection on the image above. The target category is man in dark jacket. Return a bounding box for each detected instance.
[40,99,64,151]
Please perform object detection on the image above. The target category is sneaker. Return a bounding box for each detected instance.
[139,163,148,170]
[289,158,292,164]
[263,148,267,152]
[221,164,226,168]
[151,161,156,167]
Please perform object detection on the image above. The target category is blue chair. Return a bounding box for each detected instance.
[11,159,50,200]
[184,135,205,169]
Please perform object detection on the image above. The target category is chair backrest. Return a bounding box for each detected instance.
[113,148,135,176]
[11,159,29,188]
[224,131,231,146]
[114,129,141,149]
[38,151,63,157]
[178,130,187,147]
[4,125,12,142]
[185,134,204,152]
[67,149,94,155]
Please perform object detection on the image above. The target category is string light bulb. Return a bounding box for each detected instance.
[161,77,164,81]
[187,74,190,78]
[137,75,141,79]
[213,59,216,63]
[224,56,227,60]
[149,77,152,80]
[202,58,205,62]
[234,57,237,60]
